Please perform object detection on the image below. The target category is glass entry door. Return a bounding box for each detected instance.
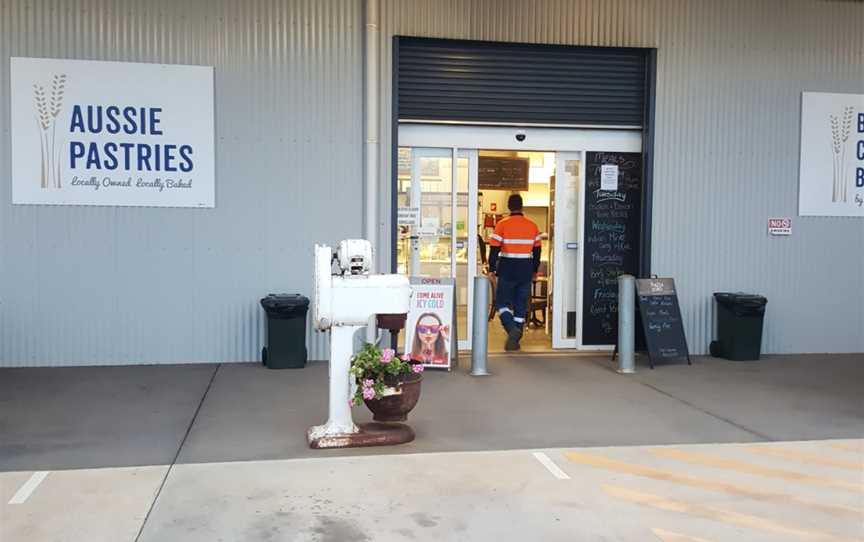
[552,152,583,348]
[396,147,478,350]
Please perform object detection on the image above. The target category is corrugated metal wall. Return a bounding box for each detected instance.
[0,0,363,365]
[2,0,861,366]
[376,0,864,355]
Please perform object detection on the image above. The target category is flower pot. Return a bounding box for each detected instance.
[363,372,422,422]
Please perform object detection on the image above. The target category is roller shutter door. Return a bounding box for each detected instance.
[396,37,648,128]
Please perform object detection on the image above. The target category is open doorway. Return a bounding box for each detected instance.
[394,147,562,354]
[477,150,555,353]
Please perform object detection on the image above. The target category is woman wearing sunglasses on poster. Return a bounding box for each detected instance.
[410,313,449,365]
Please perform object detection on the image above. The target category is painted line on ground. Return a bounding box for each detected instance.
[8,471,50,505]
[748,446,864,471]
[651,447,862,493]
[566,450,857,517]
[604,485,856,542]
[652,527,714,542]
[532,452,571,480]
[827,441,864,453]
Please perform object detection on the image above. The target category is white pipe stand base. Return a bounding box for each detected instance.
[308,422,415,449]
[306,325,415,449]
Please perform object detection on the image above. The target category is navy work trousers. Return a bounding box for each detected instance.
[495,276,531,333]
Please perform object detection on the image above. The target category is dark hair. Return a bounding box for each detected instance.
[411,312,447,361]
[507,194,523,211]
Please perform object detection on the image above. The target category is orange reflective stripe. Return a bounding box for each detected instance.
[492,215,539,255]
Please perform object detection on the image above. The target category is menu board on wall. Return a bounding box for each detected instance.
[582,152,642,346]
[478,157,529,191]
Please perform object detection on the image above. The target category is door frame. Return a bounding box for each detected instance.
[397,124,642,350]
[405,147,478,351]
[552,151,583,349]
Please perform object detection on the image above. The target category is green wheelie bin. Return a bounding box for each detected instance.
[710,292,767,361]
[260,294,310,369]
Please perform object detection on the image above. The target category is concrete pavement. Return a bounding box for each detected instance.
[2,439,862,541]
[2,466,164,541]
[3,354,862,472]
[0,364,216,471]
[0,353,861,540]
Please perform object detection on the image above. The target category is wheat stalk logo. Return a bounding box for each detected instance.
[829,106,854,203]
[32,74,67,189]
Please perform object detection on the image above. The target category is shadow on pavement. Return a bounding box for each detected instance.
[0,364,216,472]
[1,354,862,472]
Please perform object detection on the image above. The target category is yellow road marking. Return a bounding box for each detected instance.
[652,527,714,542]
[828,441,864,454]
[565,451,858,517]
[651,447,863,493]
[748,446,864,471]
[604,485,857,542]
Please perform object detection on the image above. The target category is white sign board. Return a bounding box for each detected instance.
[397,207,420,226]
[767,217,792,236]
[11,57,215,207]
[417,216,440,238]
[600,164,619,191]
[406,277,454,369]
[798,92,864,217]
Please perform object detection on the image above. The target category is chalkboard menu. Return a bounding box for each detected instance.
[582,152,642,345]
[636,278,691,368]
[478,157,529,190]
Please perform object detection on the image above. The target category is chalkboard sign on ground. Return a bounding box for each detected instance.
[636,278,691,368]
[582,152,642,346]
[478,157,529,191]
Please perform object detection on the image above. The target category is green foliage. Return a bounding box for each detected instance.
[349,343,421,406]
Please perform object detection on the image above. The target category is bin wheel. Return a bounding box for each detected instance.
[262,347,268,366]
[709,340,720,357]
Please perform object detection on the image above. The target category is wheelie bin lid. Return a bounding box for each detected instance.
[713,292,767,314]
[260,294,310,317]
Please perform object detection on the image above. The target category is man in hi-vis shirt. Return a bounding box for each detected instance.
[487,194,541,351]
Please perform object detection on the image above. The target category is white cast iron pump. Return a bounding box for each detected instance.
[308,239,410,447]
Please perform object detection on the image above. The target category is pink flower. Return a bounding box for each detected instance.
[348,399,355,408]
[362,387,376,400]
[362,379,374,389]
[412,364,425,373]
[380,348,395,364]
[400,353,411,362]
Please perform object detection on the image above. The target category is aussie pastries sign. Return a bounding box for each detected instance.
[11,57,215,207]
[799,92,864,217]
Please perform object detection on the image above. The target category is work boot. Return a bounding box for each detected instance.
[505,325,523,351]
